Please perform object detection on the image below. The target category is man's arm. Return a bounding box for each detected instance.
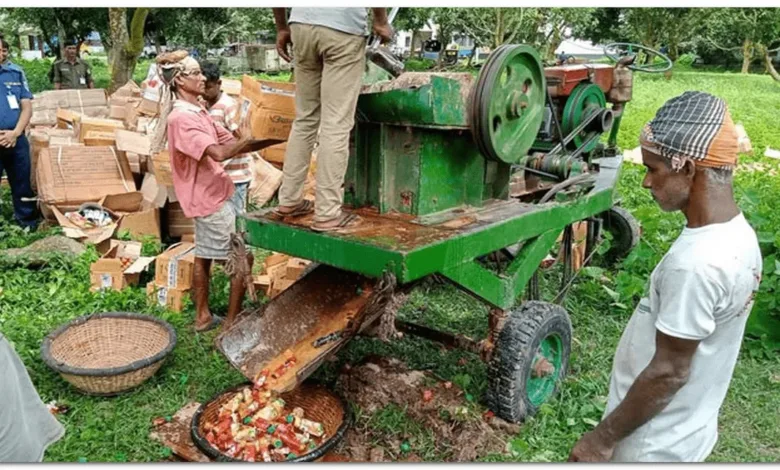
[204,139,283,162]
[273,8,292,62]
[85,62,94,88]
[53,63,62,90]
[568,330,699,462]
[371,8,393,43]
[0,99,31,148]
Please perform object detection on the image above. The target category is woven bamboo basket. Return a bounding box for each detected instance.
[191,381,352,462]
[41,312,176,396]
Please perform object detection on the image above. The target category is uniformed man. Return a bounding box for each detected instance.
[0,39,37,230]
[52,39,93,90]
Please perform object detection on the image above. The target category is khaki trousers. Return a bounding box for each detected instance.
[278,23,366,222]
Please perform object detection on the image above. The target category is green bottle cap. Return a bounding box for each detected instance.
[267,424,277,434]
[243,416,252,424]
[286,415,294,423]
[287,453,298,460]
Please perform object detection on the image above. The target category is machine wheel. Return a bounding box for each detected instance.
[487,301,572,423]
[598,206,640,264]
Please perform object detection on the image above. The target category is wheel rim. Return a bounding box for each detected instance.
[526,333,563,407]
[562,83,606,153]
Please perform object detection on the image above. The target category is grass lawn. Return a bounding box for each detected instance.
[1,64,779,462]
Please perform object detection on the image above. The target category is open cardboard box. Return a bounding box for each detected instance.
[90,240,155,292]
[240,75,295,141]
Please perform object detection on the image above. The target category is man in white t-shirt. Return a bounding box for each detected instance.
[569,91,762,462]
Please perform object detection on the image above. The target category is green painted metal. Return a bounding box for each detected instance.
[527,333,563,406]
[471,45,547,165]
[356,74,471,128]
[562,83,607,153]
[607,112,624,149]
[244,156,619,309]
[439,229,559,308]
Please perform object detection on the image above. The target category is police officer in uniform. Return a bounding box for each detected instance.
[0,39,37,229]
[52,39,93,90]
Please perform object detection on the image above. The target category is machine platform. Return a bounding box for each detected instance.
[244,156,622,289]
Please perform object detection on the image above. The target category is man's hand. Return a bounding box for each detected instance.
[276,27,293,63]
[0,131,19,148]
[372,21,393,44]
[568,430,615,462]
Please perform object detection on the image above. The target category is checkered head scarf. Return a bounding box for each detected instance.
[640,91,739,171]
[151,51,201,154]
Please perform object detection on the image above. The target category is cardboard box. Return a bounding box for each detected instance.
[167,201,195,237]
[151,151,173,186]
[155,242,196,290]
[36,146,136,215]
[31,89,108,127]
[138,97,160,117]
[286,257,310,279]
[260,142,286,165]
[90,240,155,291]
[248,152,283,208]
[240,75,296,141]
[56,108,81,128]
[147,282,189,312]
[111,80,142,99]
[269,278,296,299]
[83,130,117,147]
[77,116,126,142]
[115,129,152,156]
[102,192,162,241]
[222,79,242,97]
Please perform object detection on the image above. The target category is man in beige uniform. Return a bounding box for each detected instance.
[272,8,392,232]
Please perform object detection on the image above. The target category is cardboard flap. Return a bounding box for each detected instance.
[115,129,152,155]
[91,257,123,273]
[140,174,167,209]
[125,256,156,275]
[101,192,144,213]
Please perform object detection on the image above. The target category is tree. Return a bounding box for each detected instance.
[701,8,780,76]
[108,8,149,93]
[393,8,432,58]
[8,8,104,58]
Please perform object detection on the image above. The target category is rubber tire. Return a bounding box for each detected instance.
[599,206,640,264]
[487,301,572,423]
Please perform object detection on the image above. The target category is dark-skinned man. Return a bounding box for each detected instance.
[151,51,281,332]
[271,8,392,232]
[0,39,37,230]
[52,39,93,90]
[569,91,762,462]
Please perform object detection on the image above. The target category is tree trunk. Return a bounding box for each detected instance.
[410,29,417,59]
[760,44,780,82]
[741,38,753,74]
[109,8,150,93]
[56,18,66,59]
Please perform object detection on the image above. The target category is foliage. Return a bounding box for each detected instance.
[6,8,107,57]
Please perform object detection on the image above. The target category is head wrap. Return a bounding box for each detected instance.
[640,91,739,171]
[151,51,201,154]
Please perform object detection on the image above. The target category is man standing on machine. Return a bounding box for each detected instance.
[568,91,762,462]
[271,7,392,232]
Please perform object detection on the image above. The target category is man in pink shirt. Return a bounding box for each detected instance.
[152,51,280,332]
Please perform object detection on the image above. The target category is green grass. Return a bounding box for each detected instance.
[2,67,779,462]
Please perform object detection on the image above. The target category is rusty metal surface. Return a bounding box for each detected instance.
[246,200,537,254]
[544,64,614,98]
[149,402,211,463]
[215,265,378,392]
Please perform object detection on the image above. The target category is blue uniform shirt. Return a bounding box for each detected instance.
[0,61,33,131]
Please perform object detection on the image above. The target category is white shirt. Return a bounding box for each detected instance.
[606,212,762,462]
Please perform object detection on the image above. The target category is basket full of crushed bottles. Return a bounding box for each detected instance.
[190,379,351,462]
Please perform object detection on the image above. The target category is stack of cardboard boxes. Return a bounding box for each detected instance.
[146,243,196,312]
[253,253,312,299]
[26,74,316,309]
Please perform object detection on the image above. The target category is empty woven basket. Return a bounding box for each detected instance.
[41,312,177,396]
[191,381,352,462]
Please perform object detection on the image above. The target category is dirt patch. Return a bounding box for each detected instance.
[333,357,519,462]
